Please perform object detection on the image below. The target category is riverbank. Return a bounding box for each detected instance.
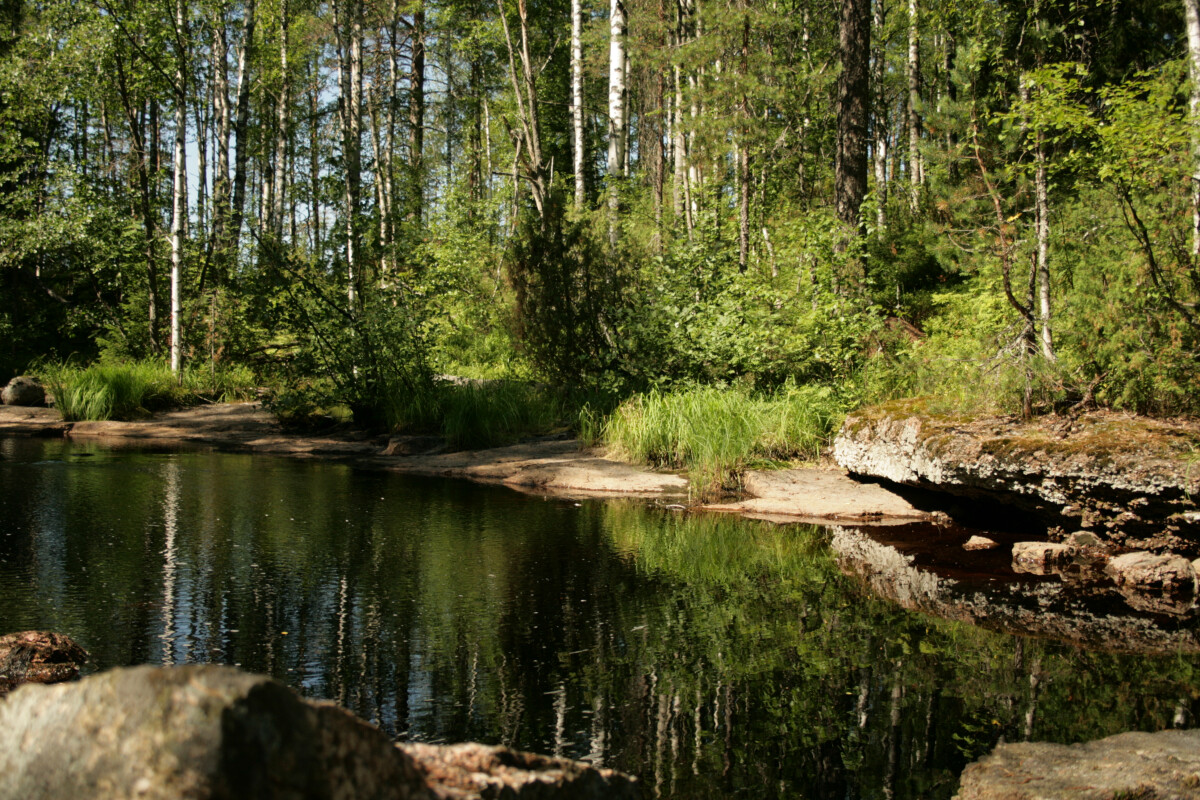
[0,402,932,524]
[834,399,1200,553]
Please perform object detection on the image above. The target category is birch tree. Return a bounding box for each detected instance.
[607,0,627,240]
[1185,0,1200,255]
[169,0,188,374]
[572,0,585,208]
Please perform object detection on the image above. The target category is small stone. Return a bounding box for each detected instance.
[1064,531,1104,550]
[963,536,999,551]
[1,376,46,407]
[1012,542,1075,575]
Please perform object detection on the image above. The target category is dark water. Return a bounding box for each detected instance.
[2,437,1198,799]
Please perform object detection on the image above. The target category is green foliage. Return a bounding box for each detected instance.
[272,251,433,430]
[506,192,620,388]
[601,383,843,496]
[39,360,256,421]
[613,209,880,393]
[432,381,563,449]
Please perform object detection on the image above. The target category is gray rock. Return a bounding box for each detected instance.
[1064,530,1105,550]
[2,376,45,407]
[955,728,1200,799]
[0,664,641,800]
[1012,542,1075,575]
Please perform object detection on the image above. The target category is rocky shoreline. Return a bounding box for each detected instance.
[0,402,932,524]
[833,399,1200,553]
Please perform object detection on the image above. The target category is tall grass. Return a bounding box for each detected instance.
[437,382,562,449]
[384,379,564,449]
[40,361,257,421]
[601,384,844,497]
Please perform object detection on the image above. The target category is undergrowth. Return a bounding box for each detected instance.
[599,384,844,498]
[40,361,257,421]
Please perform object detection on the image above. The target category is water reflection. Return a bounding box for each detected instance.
[0,437,1198,799]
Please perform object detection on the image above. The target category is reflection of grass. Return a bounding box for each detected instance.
[601,384,843,498]
[604,502,831,588]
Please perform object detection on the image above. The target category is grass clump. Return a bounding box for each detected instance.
[435,381,562,449]
[41,360,256,421]
[600,384,843,497]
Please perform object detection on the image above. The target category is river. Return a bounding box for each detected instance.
[1,436,1197,798]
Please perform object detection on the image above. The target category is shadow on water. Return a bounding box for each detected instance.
[1,436,1198,799]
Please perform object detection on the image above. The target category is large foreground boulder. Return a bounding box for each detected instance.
[1,376,46,407]
[955,728,1200,799]
[0,664,640,800]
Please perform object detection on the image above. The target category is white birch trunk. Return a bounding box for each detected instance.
[906,0,921,206]
[272,0,290,239]
[872,0,888,230]
[1035,141,1054,360]
[1185,0,1200,255]
[607,0,627,187]
[572,0,585,207]
[170,0,187,375]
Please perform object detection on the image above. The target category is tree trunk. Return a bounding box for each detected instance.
[408,1,426,224]
[272,0,290,240]
[572,0,585,208]
[170,0,188,375]
[208,5,231,286]
[498,0,548,217]
[836,0,870,227]
[737,13,749,272]
[906,0,921,206]
[1185,0,1200,255]
[1035,139,1054,360]
[871,0,887,230]
[228,0,256,260]
[607,0,628,243]
[309,64,321,257]
[333,0,364,311]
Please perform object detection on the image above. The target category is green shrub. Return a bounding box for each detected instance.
[602,384,843,498]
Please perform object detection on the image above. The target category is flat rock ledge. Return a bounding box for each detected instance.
[833,400,1200,553]
[700,468,933,524]
[0,403,928,522]
[0,663,640,800]
[955,728,1200,800]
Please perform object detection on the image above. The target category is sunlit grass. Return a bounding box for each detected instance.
[600,384,844,497]
[39,360,257,421]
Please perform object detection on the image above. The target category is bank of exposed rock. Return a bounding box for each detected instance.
[954,728,1200,799]
[700,468,934,524]
[0,664,640,800]
[833,401,1200,553]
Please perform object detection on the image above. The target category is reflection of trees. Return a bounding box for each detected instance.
[2,443,1199,799]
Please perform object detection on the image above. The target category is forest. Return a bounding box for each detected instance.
[1,0,1198,469]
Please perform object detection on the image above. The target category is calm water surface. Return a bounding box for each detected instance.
[2,437,1198,799]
